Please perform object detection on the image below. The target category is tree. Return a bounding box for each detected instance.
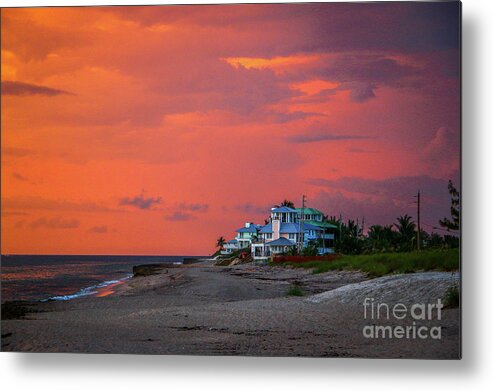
[301,240,319,256]
[395,215,416,251]
[275,199,295,208]
[216,236,226,249]
[335,219,364,255]
[364,224,397,253]
[439,180,460,231]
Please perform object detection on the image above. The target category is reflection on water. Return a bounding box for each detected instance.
[94,280,127,297]
[1,254,193,302]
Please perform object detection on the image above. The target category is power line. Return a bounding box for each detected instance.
[421,222,456,233]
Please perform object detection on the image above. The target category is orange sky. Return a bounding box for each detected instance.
[1,4,460,255]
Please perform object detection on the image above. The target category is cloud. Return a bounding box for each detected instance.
[347,82,376,103]
[163,202,209,222]
[12,172,29,182]
[235,203,270,216]
[346,147,374,153]
[2,147,35,157]
[287,132,372,144]
[307,175,453,201]
[119,193,162,210]
[308,174,458,231]
[422,127,459,175]
[105,2,459,54]
[3,196,117,213]
[87,225,109,234]
[30,216,80,229]
[164,212,195,221]
[1,81,73,96]
[1,211,28,217]
[178,203,209,213]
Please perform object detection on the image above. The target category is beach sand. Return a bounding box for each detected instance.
[1,262,460,358]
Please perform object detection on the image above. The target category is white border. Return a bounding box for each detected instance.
[2,0,493,389]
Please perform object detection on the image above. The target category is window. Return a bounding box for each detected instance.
[266,233,272,239]
[288,233,296,240]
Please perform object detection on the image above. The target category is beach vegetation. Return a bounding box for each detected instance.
[301,240,319,256]
[278,249,459,278]
[216,236,226,250]
[287,284,304,296]
[444,281,460,308]
[439,180,460,232]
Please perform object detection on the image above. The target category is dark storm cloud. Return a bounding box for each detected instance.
[2,81,74,96]
[119,194,162,210]
[164,212,195,221]
[287,133,372,144]
[30,216,80,229]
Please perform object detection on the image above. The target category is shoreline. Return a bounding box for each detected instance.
[1,262,460,358]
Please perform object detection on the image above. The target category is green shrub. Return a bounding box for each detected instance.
[444,283,460,308]
[287,284,304,296]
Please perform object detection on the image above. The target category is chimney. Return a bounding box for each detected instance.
[272,219,280,240]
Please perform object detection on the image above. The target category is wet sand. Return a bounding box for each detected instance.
[1,263,460,358]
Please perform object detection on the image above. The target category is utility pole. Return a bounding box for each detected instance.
[299,194,306,250]
[416,191,421,251]
[338,213,342,244]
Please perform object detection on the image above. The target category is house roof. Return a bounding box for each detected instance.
[259,223,273,233]
[279,223,300,233]
[303,222,324,231]
[296,207,324,216]
[306,220,339,229]
[271,206,297,213]
[260,222,324,234]
[226,239,238,244]
[265,237,296,247]
[236,225,259,233]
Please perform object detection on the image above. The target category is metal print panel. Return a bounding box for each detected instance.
[0,1,461,358]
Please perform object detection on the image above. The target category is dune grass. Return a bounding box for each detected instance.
[444,283,460,308]
[280,249,459,278]
[286,285,304,296]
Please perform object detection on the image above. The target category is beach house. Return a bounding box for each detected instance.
[251,206,334,260]
[296,207,338,253]
[235,222,261,248]
[221,222,261,254]
[221,239,239,255]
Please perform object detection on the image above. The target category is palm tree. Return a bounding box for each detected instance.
[216,236,226,250]
[365,225,396,253]
[275,199,295,208]
[395,215,416,251]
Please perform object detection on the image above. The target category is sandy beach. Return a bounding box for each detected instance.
[1,262,460,358]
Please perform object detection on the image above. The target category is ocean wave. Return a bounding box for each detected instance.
[41,274,132,302]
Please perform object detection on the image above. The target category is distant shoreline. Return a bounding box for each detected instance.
[0,254,207,303]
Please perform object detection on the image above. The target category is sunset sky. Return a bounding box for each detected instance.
[1,3,460,255]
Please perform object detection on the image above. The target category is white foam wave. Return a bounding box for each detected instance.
[41,274,132,301]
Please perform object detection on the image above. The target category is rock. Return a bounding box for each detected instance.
[132,264,177,277]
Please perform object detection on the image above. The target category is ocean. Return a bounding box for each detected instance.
[1,254,201,302]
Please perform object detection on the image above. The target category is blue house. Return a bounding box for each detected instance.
[252,206,332,260]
